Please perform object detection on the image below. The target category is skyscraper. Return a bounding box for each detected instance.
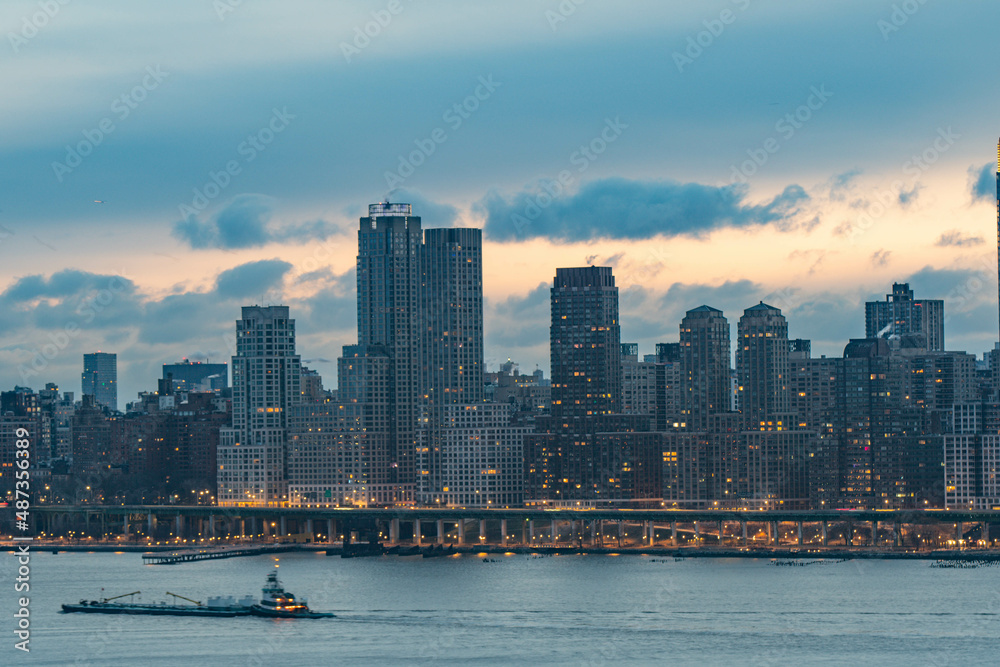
[550,267,622,420]
[419,227,484,409]
[680,306,731,431]
[82,352,117,412]
[525,267,661,506]
[217,306,301,506]
[356,202,422,500]
[737,303,791,429]
[865,282,945,351]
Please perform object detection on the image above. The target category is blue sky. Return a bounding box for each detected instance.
[1,0,998,401]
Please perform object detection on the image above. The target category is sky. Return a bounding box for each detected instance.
[1,0,998,403]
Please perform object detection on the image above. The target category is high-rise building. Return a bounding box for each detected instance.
[550,267,622,420]
[217,306,301,506]
[865,282,945,351]
[356,202,423,501]
[82,352,117,411]
[525,267,661,506]
[420,227,484,408]
[737,303,791,430]
[162,360,228,392]
[680,306,731,431]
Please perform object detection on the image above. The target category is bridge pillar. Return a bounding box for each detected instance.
[955,522,963,547]
[501,519,508,546]
[175,515,183,539]
[251,517,257,539]
[209,515,216,540]
[590,521,598,546]
[529,520,535,543]
[671,521,678,546]
[279,516,287,538]
[718,521,724,546]
[693,521,700,545]
[797,521,803,547]
[480,520,487,544]
[456,519,464,545]
[983,522,991,547]
[436,519,445,545]
[521,520,527,545]
[645,521,654,545]
[821,521,828,547]
[741,520,748,546]
[389,518,399,544]
[414,519,422,546]
[305,519,313,541]
[617,521,624,547]
[893,522,901,548]
[770,521,778,546]
[327,519,335,542]
[148,513,156,536]
[122,513,128,539]
[551,519,558,543]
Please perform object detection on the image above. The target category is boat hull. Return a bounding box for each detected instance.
[250,605,335,619]
[61,603,250,617]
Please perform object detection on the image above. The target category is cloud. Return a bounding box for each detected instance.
[898,183,921,207]
[827,168,862,201]
[479,178,809,242]
[172,194,340,249]
[871,249,891,267]
[388,188,459,226]
[0,269,141,335]
[214,259,293,299]
[935,230,984,247]
[969,163,995,202]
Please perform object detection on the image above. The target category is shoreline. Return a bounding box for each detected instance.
[5,542,1000,561]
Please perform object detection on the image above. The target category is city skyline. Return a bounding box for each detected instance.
[2,1,1000,402]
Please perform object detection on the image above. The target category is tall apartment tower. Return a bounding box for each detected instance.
[996,138,999,341]
[356,202,423,500]
[417,227,497,505]
[865,282,944,351]
[420,227,485,408]
[679,306,731,430]
[82,352,117,412]
[737,303,791,429]
[550,266,622,420]
[526,266,661,507]
[217,306,301,506]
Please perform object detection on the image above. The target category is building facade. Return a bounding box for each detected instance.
[82,352,117,412]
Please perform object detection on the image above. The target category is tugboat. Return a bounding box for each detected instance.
[250,568,335,619]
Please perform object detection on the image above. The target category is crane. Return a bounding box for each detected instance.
[166,592,202,606]
[101,591,140,603]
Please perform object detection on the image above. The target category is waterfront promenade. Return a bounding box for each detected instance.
[15,506,1000,553]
